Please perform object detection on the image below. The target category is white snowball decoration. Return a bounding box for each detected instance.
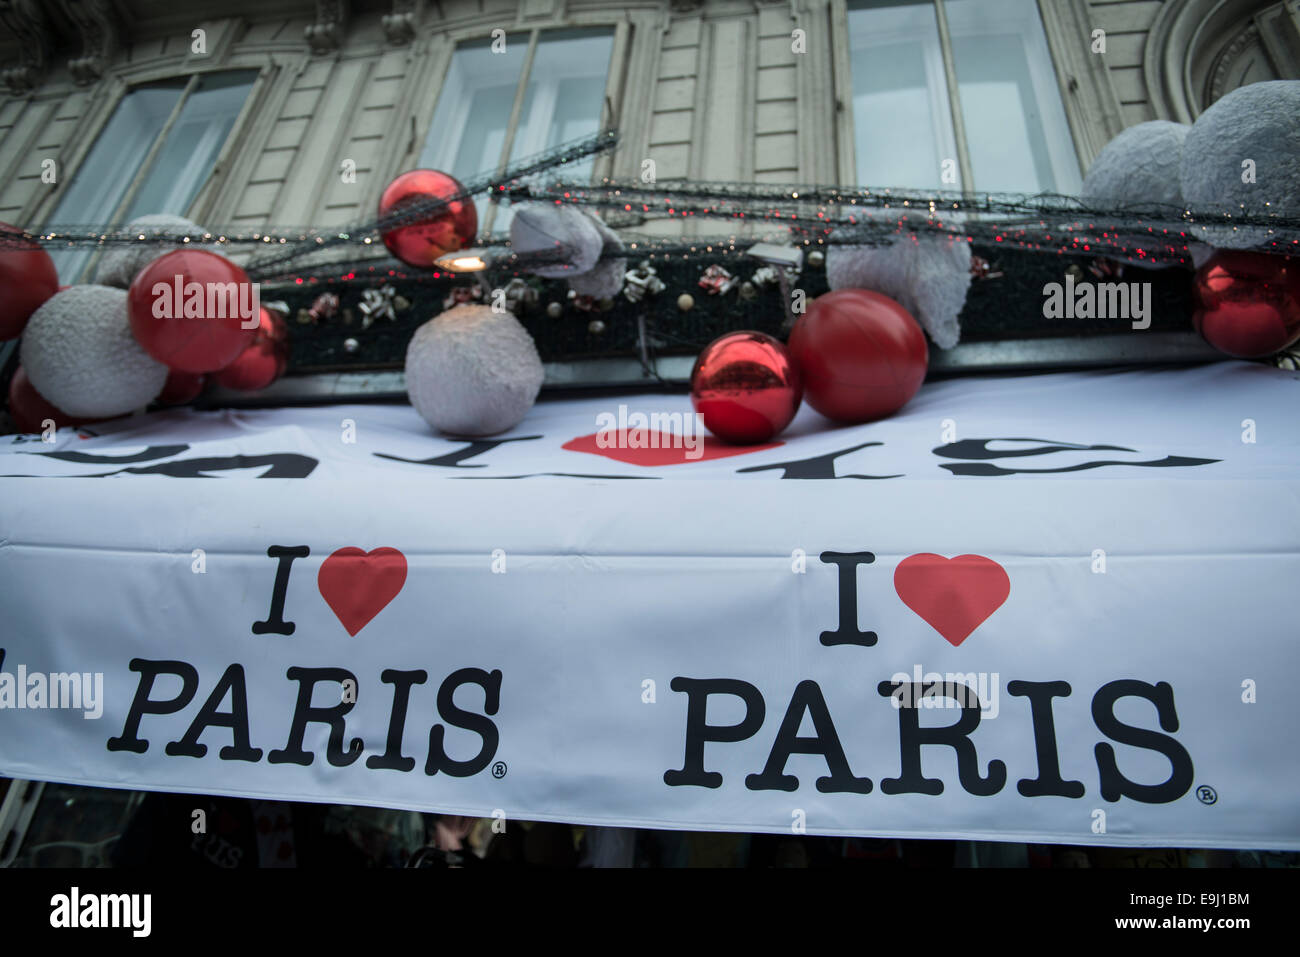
[568,214,626,299]
[510,203,602,278]
[20,285,169,417]
[405,304,544,436]
[827,229,971,349]
[94,214,209,288]
[1082,121,1189,209]
[1181,81,1300,250]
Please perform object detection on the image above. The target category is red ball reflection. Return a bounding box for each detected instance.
[690,331,803,444]
[378,169,478,269]
[1192,251,1300,358]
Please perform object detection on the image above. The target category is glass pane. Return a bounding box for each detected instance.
[44,82,184,282]
[847,0,954,191]
[944,0,1082,194]
[418,37,530,229]
[507,30,613,177]
[123,70,257,221]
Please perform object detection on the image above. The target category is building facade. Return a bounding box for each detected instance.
[1,0,1297,280]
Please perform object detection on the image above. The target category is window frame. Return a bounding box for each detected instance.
[26,59,279,281]
[831,0,1122,192]
[389,13,641,240]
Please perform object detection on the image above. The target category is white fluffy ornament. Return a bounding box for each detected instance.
[510,204,602,278]
[94,214,209,288]
[20,284,169,417]
[1082,120,1189,209]
[405,304,544,436]
[1180,80,1300,250]
[826,228,970,349]
[569,214,626,299]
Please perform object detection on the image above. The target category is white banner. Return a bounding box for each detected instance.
[1,362,1298,847]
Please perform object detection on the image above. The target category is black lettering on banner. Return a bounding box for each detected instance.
[166,664,263,762]
[368,669,429,772]
[745,680,872,793]
[375,435,542,468]
[2,453,320,479]
[252,545,310,636]
[107,659,201,754]
[268,667,364,767]
[736,442,902,480]
[876,680,1007,796]
[932,437,1219,476]
[664,678,766,789]
[1092,679,1195,804]
[1008,680,1085,798]
[425,668,503,777]
[819,551,878,647]
[23,444,190,464]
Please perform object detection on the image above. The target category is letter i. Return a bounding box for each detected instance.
[252,545,310,636]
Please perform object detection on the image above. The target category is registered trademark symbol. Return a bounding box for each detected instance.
[492,761,507,779]
[1196,785,1217,805]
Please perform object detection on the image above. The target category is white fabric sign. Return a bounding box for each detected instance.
[1,362,1298,847]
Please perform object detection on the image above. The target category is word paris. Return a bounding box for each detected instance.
[596,404,705,458]
[1042,273,1152,329]
[150,275,261,328]
[104,547,1195,805]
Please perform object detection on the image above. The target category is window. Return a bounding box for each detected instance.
[417,29,615,235]
[847,0,1080,195]
[46,71,257,282]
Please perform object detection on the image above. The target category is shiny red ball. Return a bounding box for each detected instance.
[157,369,207,405]
[128,249,259,373]
[690,331,803,444]
[788,289,928,423]
[1192,251,1300,358]
[214,307,290,391]
[6,365,103,433]
[378,169,478,269]
[0,223,59,341]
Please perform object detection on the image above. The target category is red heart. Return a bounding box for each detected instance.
[317,547,407,636]
[563,429,781,466]
[893,553,1010,646]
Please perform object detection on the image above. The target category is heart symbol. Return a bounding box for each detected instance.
[318,547,407,636]
[894,553,1010,646]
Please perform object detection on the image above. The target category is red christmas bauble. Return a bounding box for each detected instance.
[127,249,258,373]
[157,369,207,405]
[214,307,289,391]
[378,169,477,269]
[788,289,928,423]
[690,331,803,444]
[0,223,59,341]
[1192,251,1300,358]
[6,365,103,433]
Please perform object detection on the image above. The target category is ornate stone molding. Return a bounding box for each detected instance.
[1208,22,1264,102]
[305,0,348,55]
[382,0,422,46]
[0,0,50,94]
[53,0,118,86]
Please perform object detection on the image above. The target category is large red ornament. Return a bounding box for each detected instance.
[378,169,477,269]
[690,331,802,444]
[0,223,59,341]
[128,249,258,373]
[214,307,289,391]
[1192,251,1300,358]
[788,289,928,423]
[6,365,102,433]
[157,369,207,405]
